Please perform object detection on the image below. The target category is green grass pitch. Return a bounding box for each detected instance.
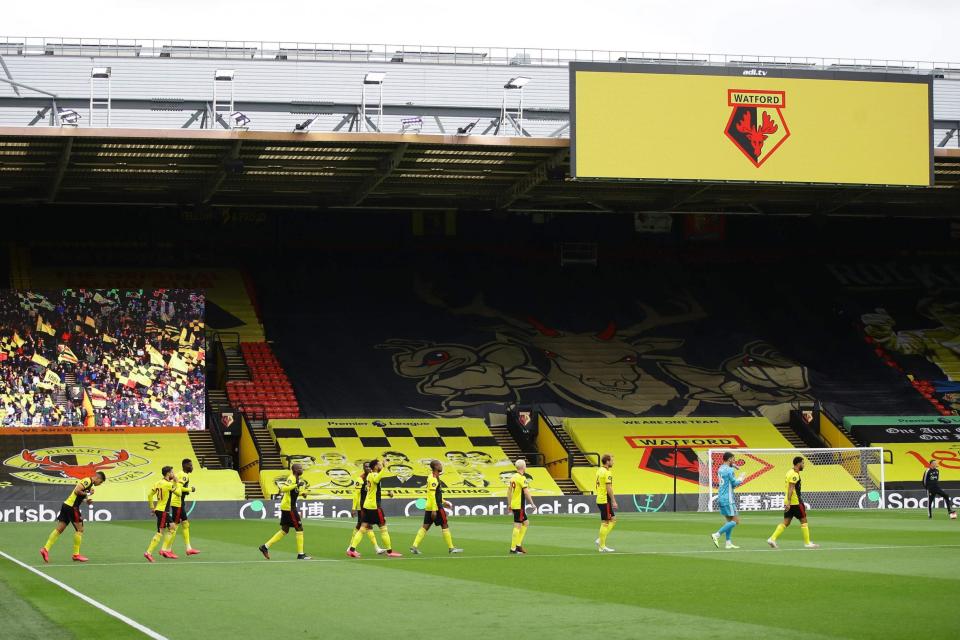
[1,511,958,639]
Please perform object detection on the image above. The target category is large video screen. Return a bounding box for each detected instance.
[571,63,933,186]
[0,289,204,429]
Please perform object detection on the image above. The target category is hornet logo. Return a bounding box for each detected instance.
[724,89,790,167]
[4,447,151,484]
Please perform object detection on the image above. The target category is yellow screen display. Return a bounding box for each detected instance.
[572,64,932,186]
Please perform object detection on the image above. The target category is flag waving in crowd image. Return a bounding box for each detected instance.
[0,289,205,428]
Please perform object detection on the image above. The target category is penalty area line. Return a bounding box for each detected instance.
[0,550,168,640]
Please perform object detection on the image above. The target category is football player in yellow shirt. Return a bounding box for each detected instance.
[505,459,536,554]
[163,458,199,557]
[145,466,181,562]
[346,461,385,556]
[410,460,462,555]
[767,456,819,549]
[347,458,402,558]
[259,462,311,560]
[40,471,106,563]
[594,454,618,553]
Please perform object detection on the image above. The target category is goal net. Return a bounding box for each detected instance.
[697,448,885,512]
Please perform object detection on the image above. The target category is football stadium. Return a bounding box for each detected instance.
[1,11,959,640]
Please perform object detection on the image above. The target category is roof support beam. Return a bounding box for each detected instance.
[46,137,73,203]
[496,149,566,210]
[200,139,242,204]
[342,143,408,207]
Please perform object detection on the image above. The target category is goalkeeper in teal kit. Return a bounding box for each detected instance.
[711,452,744,550]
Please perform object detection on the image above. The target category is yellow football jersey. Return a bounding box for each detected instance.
[595,467,613,505]
[509,473,528,510]
[362,471,383,511]
[785,469,801,505]
[63,478,93,508]
[424,475,442,511]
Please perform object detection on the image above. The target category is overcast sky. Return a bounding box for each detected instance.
[4,0,957,63]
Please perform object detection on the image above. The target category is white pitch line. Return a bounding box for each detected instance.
[38,543,960,568]
[0,550,168,640]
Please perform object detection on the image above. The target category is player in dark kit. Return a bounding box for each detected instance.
[410,459,462,554]
[40,472,106,563]
[922,460,957,519]
[259,462,311,560]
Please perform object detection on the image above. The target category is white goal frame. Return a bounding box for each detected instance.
[700,447,885,512]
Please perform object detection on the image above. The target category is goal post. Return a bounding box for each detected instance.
[698,448,885,512]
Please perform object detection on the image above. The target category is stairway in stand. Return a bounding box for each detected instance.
[188,431,224,469]
[249,418,284,470]
[774,423,809,449]
[488,425,524,461]
[243,480,264,499]
[552,422,592,466]
[553,478,582,495]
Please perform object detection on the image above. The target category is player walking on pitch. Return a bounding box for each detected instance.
[259,462,311,560]
[712,452,744,550]
[506,459,536,554]
[767,456,819,549]
[347,461,385,555]
[164,458,199,557]
[410,459,463,555]
[347,458,402,557]
[40,471,106,563]
[922,460,957,519]
[145,466,181,562]
[594,454,617,552]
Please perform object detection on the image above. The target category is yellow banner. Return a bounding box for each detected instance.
[573,65,931,186]
[874,443,960,482]
[566,417,794,494]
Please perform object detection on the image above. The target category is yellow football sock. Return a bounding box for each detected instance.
[162,527,176,551]
[182,521,192,550]
[380,528,393,551]
[442,529,454,550]
[265,530,286,549]
[511,527,520,549]
[72,532,82,555]
[599,522,609,547]
[44,529,61,551]
[147,533,162,554]
[771,523,786,541]
[348,528,364,550]
[518,524,529,546]
[801,523,811,545]
[607,519,617,532]
[412,528,427,549]
[162,525,178,551]
[295,531,304,554]
[365,530,379,548]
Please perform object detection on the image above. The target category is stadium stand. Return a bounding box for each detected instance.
[226,342,300,419]
[259,418,562,498]
[0,430,244,501]
[254,254,938,426]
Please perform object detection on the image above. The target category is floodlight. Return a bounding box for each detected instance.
[90,67,111,78]
[504,76,530,89]
[364,72,387,84]
[214,69,235,81]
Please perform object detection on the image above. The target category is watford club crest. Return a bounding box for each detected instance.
[724,89,790,167]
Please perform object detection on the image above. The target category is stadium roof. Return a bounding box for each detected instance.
[0,127,957,215]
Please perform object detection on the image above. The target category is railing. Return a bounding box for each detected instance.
[1,36,958,72]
